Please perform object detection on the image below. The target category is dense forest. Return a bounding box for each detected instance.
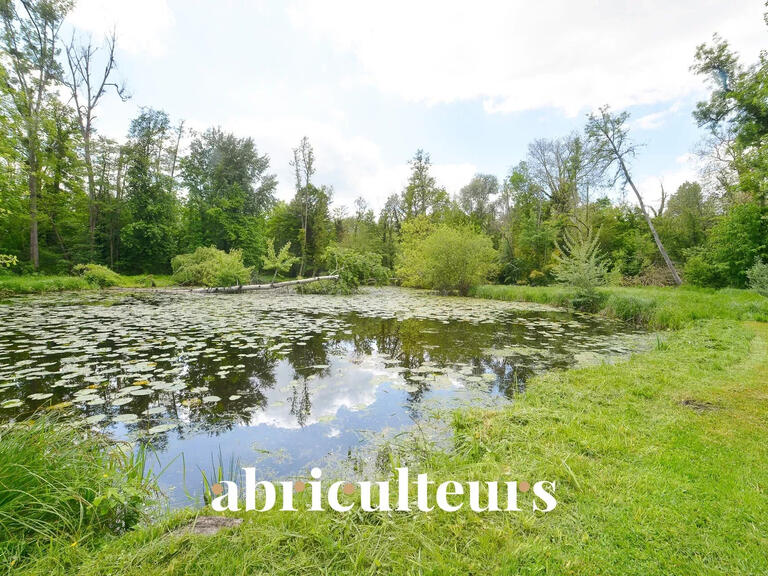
[1,0,766,292]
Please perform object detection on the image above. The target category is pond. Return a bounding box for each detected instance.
[0,287,648,505]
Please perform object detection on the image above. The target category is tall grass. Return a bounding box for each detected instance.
[473,284,768,329]
[0,416,159,566]
[0,273,176,296]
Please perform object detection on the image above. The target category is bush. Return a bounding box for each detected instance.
[683,251,728,288]
[747,258,768,296]
[74,264,123,288]
[0,416,157,561]
[171,246,252,287]
[397,224,498,296]
[298,247,390,295]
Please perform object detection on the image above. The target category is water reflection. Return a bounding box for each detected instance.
[0,288,647,503]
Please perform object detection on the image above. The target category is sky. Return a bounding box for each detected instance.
[64,0,767,212]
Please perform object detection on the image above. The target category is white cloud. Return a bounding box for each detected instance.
[67,0,175,57]
[633,103,681,131]
[214,112,476,210]
[637,153,701,209]
[287,0,766,116]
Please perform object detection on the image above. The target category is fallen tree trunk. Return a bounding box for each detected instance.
[191,275,339,294]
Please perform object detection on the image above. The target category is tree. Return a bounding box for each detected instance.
[458,174,498,229]
[288,137,332,276]
[656,181,713,261]
[553,228,608,310]
[0,0,73,269]
[63,31,127,260]
[181,127,276,265]
[401,149,448,219]
[261,238,298,282]
[119,109,179,273]
[586,106,683,285]
[691,33,768,207]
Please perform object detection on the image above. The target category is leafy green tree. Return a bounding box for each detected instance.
[684,202,766,287]
[692,32,768,207]
[656,181,714,262]
[181,127,276,266]
[0,0,73,269]
[401,149,449,219]
[119,109,179,274]
[261,238,299,282]
[458,174,498,229]
[288,183,332,277]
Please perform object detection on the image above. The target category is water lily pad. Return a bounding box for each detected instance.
[202,395,221,404]
[147,423,176,435]
[114,413,139,424]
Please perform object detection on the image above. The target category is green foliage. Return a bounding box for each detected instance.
[683,203,766,287]
[554,229,608,310]
[261,238,299,281]
[0,254,17,269]
[747,258,768,296]
[181,127,276,266]
[74,264,122,288]
[398,224,498,296]
[298,247,390,295]
[0,415,158,564]
[171,246,252,287]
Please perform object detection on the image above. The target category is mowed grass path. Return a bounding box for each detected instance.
[19,317,768,576]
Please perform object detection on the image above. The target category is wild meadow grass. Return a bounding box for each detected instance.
[5,286,768,574]
[0,273,175,296]
[0,416,160,573]
[473,284,768,328]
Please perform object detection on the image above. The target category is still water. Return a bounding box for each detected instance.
[0,288,647,505]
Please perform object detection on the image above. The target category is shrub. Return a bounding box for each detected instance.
[683,251,728,288]
[747,258,768,296]
[397,225,498,296]
[298,247,390,295]
[74,263,123,288]
[553,229,607,311]
[0,254,17,269]
[171,246,252,287]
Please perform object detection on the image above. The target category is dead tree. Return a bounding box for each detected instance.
[587,107,682,285]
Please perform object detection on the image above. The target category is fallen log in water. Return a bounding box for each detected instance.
[191,274,339,294]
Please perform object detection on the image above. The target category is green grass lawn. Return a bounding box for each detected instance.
[5,286,768,575]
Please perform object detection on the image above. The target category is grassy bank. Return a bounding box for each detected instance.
[0,274,175,297]
[4,286,766,574]
[473,284,768,329]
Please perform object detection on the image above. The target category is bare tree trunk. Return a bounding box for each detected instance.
[28,147,39,270]
[619,158,682,285]
[192,274,338,293]
[85,135,97,260]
